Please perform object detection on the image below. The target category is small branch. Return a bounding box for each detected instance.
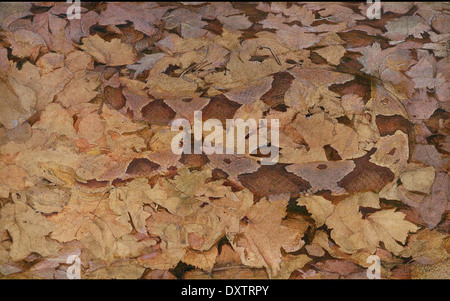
[259,46,282,65]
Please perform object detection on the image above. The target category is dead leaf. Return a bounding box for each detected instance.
[80,35,137,66]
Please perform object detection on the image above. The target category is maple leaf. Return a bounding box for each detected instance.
[217,14,252,30]
[406,56,446,90]
[98,2,170,36]
[314,3,365,27]
[165,8,208,39]
[290,113,362,160]
[422,32,450,58]
[228,195,308,277]
[284,4,315,26]
[142,167,254,259]
[296,195,335,227]
[384,16,431,43]
[80,35,137,66]
[326,193,419,255]
[277,25,320,50]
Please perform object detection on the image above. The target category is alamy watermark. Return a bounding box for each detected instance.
[67,1,381,21]
[66,254,81,279]
[66,0,81,20]
[366,0,381,20]
[366,255,381,279]
[170,111,279,165]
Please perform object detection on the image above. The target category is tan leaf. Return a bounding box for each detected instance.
[49,191,131,262]
[296,195,335,227]
[326,193,419,255]
[182,246,218,272]
[314,45,346,65]
[80,34,137,66]
[274,254,312,279]
[401,230,449,265]
[0,201,60,261]
[385,16,430,42]
[87,260,146,279]
[399,165,435,194]
[228,195,308,277]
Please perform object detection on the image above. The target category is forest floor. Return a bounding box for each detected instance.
[0,2,448,279]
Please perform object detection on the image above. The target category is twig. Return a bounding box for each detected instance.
[259,46,282,65]
[179,63,199,77]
